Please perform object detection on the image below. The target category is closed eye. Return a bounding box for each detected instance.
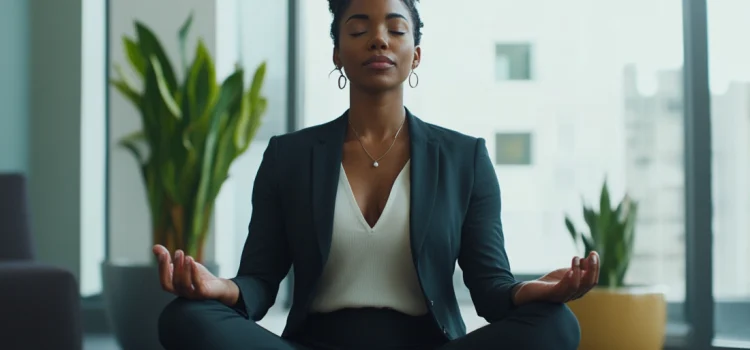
[350,31,406,37]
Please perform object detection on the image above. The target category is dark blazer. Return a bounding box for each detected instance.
[230,108,522,340]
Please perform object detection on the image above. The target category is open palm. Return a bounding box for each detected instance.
[153,245,227,300]
[536,251,600,303]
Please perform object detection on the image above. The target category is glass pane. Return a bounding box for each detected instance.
[213,0,291,281]
[708,0,750,343]
[299,0,686,322]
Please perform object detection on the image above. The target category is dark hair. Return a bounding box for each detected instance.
[327,0,424,48]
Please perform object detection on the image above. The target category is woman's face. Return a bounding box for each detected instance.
[334,0,421,92]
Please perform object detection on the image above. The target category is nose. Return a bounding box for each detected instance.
[368,28,389,51]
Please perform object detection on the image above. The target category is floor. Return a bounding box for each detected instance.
[84,305,489,349]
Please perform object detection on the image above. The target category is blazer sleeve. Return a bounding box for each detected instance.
[229,136,292,321]
[458,137,523,323]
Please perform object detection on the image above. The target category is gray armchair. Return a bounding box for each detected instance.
[0,173,82,350]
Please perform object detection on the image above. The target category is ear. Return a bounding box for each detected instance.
[412,46,422,70]
[332,47,342,69]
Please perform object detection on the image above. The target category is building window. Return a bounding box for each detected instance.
[495,132,532,165]
[495,43,533,81]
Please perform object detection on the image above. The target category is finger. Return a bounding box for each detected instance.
[572,254,598,300]
[581,255,597,289]
[172,250,186,295]
[566,257,582,301]
[157,250,175,293]
[189,257,205,296]
[592,251,600,285]
[182,255,195,297]
[152,244,168,257]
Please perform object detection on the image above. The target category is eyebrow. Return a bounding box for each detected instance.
[345,13,408,23]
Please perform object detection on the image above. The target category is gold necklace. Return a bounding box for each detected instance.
[349,118,406,168]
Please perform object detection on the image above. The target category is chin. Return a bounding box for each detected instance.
[356,76,404,93]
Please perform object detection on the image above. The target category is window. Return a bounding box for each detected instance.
[495,132,533,165]
[495,43,533,81]
[213,0,291,285]
[295,0,750,348]
[299,0,686,315]
[80,0,106,297]
[708,0,750,344]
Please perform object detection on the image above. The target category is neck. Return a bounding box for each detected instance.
[348,86,406,141]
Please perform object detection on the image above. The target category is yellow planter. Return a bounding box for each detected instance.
[567,286,667,350]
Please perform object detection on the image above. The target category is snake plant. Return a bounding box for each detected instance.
[110,14,267,262]
[564,180,638,288]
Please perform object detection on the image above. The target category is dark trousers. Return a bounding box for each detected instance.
[159,298,580,350]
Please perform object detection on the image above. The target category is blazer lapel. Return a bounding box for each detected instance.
[310,109,438,267]
[311,113,348,266]
[407,110,439,264]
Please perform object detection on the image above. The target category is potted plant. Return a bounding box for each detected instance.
[102,13,267,350]
[564,180,667,350]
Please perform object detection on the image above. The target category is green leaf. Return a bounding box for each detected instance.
[598,179,612,239]
[161,160,178,202]
[192,71,244,238]
[123,36,146,77]
[136,21,178,92]
[581,234,595,256]
[178,12,194,74]
[186,40,217,124]
[564,216,579,246]
[150,55,182,119]
[617,200,638,285]
[118,130,147,166]
[235,62,268,152]
[111,63,142,107]
[235,93,265,152]
[248,62,267,103]
[582,205,599,249]
[111,79,141,109]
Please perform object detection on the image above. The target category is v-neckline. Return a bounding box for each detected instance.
[340,160,411,232]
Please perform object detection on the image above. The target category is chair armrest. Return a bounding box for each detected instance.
[0,262,82,350]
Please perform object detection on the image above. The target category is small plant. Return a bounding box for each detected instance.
[110,14,267,262]
[565,180,638,288]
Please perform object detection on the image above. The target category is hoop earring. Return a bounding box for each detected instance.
[338,69,348,89]
[409,70,419,88]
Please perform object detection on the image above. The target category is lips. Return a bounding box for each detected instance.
[363,55,396,68]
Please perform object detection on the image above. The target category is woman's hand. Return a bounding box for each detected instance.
[513,251,600,305]
[153,245,240,307]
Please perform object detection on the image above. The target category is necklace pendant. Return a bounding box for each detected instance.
[373,161,379,168]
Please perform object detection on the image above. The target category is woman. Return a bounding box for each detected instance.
[156,0,597,349]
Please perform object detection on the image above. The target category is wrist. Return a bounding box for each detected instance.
[512,281,529,305]
[218,278,240,307]
[512,280,543,305]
